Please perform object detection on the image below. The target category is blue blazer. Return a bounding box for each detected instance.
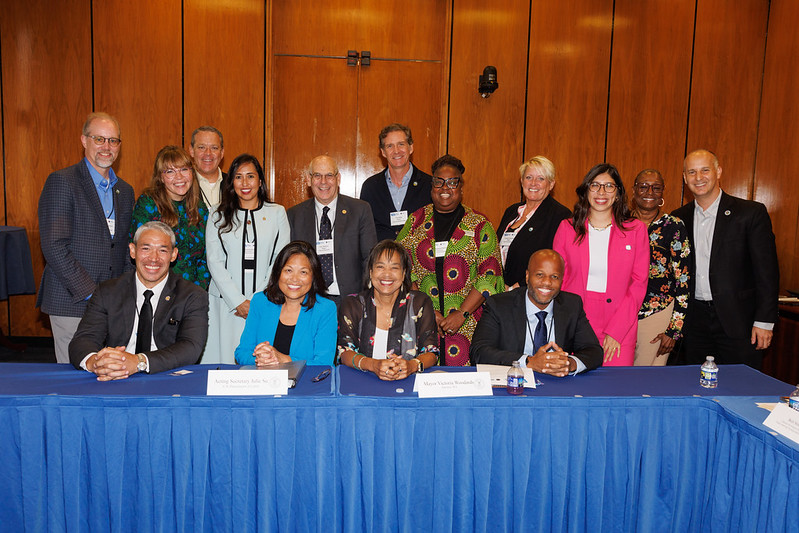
[235,292,337,365]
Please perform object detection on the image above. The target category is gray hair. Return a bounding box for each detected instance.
[133,221,176,247]
[190,125,224,148]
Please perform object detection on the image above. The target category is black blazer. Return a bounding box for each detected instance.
[360,165,432,241]
[498,194,571,287]
[470,287,602,371]
[287,194,377,297]
[69,271,210,373]
[671,192,779,337]
[37,161,135,317]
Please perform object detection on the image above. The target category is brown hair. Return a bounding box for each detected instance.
[145,145,202,227]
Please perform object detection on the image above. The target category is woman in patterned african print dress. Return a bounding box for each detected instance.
[397,155,504,365]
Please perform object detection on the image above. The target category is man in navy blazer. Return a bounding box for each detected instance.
[37,112,135,363]
[471,249,603,375]
[287,155,377,301]
[360,123,432,241]
[69,222,209,378]
[671,149,779,368]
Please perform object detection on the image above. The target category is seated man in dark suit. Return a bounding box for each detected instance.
[471,249,602,376]
[69,221,209,379]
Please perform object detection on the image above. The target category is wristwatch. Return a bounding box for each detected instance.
[414,358,424,373]
[461,309,470,319]
[136,353,147,373]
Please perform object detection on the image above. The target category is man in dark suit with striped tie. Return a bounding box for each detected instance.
[471,249,603,375]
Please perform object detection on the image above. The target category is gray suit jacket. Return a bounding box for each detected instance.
[37,160,135,317]
[471,287,603,371]
[69,271,209,373]
[287,194,377,297]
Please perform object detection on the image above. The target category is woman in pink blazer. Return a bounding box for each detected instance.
[553,163,649,366]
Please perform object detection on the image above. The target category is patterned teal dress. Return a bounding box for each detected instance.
[130,194,210,289]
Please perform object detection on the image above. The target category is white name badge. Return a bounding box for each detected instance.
[106,218,115,236]
[434,241,448,258]
[390,210,408,226]
[316,239,334,255]
[206,369,288,396]
[244,242,255,261]
[415,371,493,398]
[499,231,516,247]
[763,403,799,445]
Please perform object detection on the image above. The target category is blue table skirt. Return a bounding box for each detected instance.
[0,364,796,532]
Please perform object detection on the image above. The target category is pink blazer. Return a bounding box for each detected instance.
[553,218,649,347]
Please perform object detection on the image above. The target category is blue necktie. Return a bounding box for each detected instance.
[533,310,548,353]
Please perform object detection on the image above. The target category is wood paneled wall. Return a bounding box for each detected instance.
[1,0,92,337]
[2,0,798,338]
[755,0,799,295]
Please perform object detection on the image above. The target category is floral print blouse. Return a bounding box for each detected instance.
[638,213,691,340]
[337,289,439,363]
[130,194,210,290]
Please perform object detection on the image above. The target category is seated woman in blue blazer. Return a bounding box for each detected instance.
[235,241,336,366]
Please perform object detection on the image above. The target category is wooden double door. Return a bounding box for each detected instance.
[271,0,449,208]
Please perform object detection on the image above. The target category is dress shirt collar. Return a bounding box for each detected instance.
[84,157,118,189]
[135,273,169,315]
[314,195,339,224]
[694,188,722,217]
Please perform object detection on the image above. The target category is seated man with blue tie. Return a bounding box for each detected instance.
[69,221,209,379]
[471,249,602,376]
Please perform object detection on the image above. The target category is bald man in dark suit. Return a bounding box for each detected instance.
[671,149,778,368]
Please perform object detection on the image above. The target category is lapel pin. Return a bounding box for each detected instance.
[413,181,417,186]
[342,209,347,214]
[165,295,171,301]
[528,227,533,232]
[724,210,731,216]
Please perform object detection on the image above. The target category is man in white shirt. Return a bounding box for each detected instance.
[69,221,209,379]
[287,155,377,302]
[189,126,225,208]
[671,149,778,368]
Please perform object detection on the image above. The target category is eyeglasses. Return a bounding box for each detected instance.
[311,172,338,181]
[87,134,122,147]
[588,182,617,193]
[635,183,664,194]
[432,177,461,189]
[162,167,192,179]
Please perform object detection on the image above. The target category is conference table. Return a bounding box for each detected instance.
[0,363,796,532]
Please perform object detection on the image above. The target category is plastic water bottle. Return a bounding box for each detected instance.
[700,356,718,388]
[789,384,799,411]
[507,361,524,395]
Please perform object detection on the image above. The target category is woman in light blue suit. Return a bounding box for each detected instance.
[203,154,290,363]
[235,241,337,366]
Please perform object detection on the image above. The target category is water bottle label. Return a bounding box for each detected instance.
[507,376,522,388]
[700,369,717,381]
[789,397,799,411]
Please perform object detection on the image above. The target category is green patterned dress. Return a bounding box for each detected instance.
[130,194,210,289]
